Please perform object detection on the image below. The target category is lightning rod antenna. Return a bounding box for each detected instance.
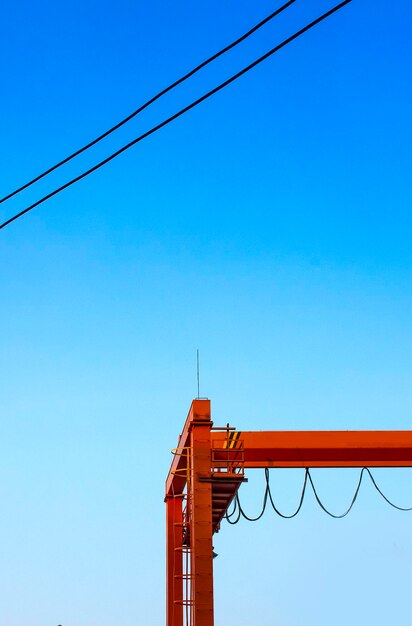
[196,349,200,399]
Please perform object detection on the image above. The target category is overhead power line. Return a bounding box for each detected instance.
[0,0,297,205]
[0,0,352,231]
[225,467,412,524]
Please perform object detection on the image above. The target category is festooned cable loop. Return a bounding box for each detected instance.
[266,467,308,518]
[225,495,242,525]
[225,467,412,524]
[306,467,364,519]
[235,483,269,522]
[364,467,412,511]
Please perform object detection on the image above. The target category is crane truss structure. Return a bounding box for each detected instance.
[165,399,412,626]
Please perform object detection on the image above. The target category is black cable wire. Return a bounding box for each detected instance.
[0,0,297,205]
[0,0,353,231]
[266,467,309,518]
[364,467,412,511]
[225,495,242,525]
[226,467,309,523]
[307,467,365,519]
[234,484,269,522]
[226,467,412,524]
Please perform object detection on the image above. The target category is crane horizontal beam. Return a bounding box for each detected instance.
[212,430,412,467]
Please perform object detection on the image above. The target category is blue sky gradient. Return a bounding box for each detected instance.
[1,1,411,624]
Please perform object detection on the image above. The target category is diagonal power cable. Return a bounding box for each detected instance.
[0,0,297,205]
[0,0,353,231]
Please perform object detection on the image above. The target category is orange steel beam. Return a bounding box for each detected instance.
[166,495,183,626]
[212,430,412,467]
[165,400,412,626]
[190,408,214,626]
[165,400,213,626]
[166,400,211,498]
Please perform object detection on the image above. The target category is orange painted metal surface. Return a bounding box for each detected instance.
[190,411,214,626]
[166,400,210,498]
[166,495,183,626]
[165,400,412,626]
[165,400,215,626]
[212,430,412,467]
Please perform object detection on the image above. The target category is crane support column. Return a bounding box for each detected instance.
[165,399,214,626]
[166,494,184,626]
[190,405,214,626]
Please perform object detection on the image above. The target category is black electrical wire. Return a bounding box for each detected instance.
[234,486,269,522]
[0,0,297,205]
[308,467,412,516]
[225,497,241,524]
[307,466,365,519]
[364,467,412,512]
[266,467,309,518]
[227,467,308,523]
[225,467,412,525]
[0,0,353,231]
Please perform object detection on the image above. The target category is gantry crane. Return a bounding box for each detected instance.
[165,399,412,626]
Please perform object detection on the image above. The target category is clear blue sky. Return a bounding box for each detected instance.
[0,1,411,624]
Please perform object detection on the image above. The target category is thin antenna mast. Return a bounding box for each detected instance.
[196,349,200,399]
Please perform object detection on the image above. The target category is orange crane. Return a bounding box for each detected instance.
[165,399,412,626]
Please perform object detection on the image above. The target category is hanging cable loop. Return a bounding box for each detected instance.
[225,467,412,524]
